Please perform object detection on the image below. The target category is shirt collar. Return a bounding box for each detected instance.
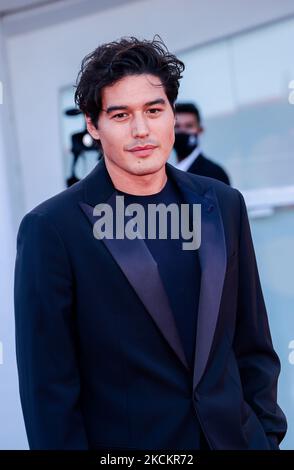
[175,146,201,171]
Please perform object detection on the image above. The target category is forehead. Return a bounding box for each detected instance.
[175,112,198,125]
[101,74,167,107]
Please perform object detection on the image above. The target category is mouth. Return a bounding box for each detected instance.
[128,145,158,158]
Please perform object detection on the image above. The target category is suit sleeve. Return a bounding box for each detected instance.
[233,191,287,449]
[14,211,89,449]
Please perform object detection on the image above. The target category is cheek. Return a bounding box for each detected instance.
[100,125,126,152]
[154,115,175,140]
[159,119,175,148]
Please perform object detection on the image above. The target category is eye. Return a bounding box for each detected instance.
[112,112,129,120]
[147,108,162,115]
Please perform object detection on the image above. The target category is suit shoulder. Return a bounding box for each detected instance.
[186,169,236,195]
[19,179,84,232]
[197,154,230,183]
[200,154,226,172]
[188,171,242,216]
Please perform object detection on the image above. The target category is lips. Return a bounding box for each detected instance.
[128,144,158,158]
[129,145,157,152]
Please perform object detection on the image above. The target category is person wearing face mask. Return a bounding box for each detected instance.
[174,103,231,185]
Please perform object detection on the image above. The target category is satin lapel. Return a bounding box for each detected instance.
[167,165,227,390]
[79,193,190,372]
[193,187,227,389]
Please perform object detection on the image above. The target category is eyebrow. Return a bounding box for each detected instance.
[105,98,166,114]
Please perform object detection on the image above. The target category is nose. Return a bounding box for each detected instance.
[131,113,149,139]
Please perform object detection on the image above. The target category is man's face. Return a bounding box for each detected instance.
[86,74,175,178]
[175,112,201,135]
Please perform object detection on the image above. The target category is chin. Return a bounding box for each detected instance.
[128,158,166,176]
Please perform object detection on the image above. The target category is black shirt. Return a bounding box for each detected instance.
[117,177,201,370]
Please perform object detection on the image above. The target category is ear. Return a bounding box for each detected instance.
[85,115,100,140]
[198,125,204,135]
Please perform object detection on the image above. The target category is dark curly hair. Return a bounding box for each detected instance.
[74,35,185,128]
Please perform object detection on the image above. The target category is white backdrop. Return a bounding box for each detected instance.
[1,0,294,449]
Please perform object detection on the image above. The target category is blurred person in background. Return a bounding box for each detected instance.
[174,102,230,185]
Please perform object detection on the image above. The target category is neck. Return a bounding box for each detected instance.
[104,158,168,195]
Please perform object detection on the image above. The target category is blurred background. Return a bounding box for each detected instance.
[0,0,294,449]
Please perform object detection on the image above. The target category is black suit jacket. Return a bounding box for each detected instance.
[14,159,286,449]
[187,153,230,185]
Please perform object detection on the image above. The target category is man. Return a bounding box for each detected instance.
[14,36,286,450]
[174,102,231,185]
